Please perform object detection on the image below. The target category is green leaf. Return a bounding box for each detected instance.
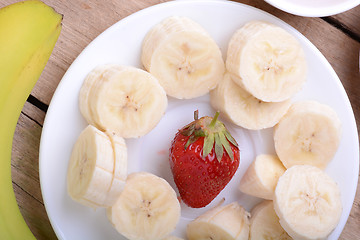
[214,133,223,162]
[203,133,214,158]
[224,130,238,147]
[219,132,234,161]
[185,135,199,149]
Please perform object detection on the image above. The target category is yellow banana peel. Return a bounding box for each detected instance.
[0,0,62,239]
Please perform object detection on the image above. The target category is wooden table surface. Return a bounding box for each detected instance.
[1,0,359,239]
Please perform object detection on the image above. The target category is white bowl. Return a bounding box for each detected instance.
[265,0,360,17]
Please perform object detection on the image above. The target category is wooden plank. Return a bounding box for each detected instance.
[12,111,43,202]
[13,183,57,240]
[12,110,56,239]
[340,176,360,239]
[22,101,46,126]
[330,5,360,40]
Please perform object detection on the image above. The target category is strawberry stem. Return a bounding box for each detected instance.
[194,110,199,120]
[209,112,219,128]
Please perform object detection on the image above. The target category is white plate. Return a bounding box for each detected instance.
[264,0,360,17]
[39,0,359,239]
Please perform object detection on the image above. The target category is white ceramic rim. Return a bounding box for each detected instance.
[264,0,360,17]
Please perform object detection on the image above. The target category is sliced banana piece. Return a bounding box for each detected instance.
[103,132,127,206]
[226,21,307,102]
[274,165,342,240]
[142,16,225,99]
[107,172,181,240]
[210,73,291,130]
[187,202,250,240]
[239,154,286,200]
[79,65,117,127]
[274,100,342,169]
[67,125,127,208]
[80,64,168,138]
[250,201,292,240]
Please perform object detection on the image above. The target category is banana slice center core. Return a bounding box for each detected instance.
[299,134,314,152]
[301,192,320,215]
[178,59,194,74]
[124,95,140,112]
[140,199,153,218]
[262,57,283,74]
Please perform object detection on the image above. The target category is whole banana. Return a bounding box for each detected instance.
[0,1,62,239]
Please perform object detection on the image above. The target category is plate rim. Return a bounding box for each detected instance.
[264,0,360,17]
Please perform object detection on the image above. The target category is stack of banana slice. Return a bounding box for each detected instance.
[67,125,127,208]
[142,16,225,99]
[211,21,307,130]
[79,64,168,138]
[226,21,307,103]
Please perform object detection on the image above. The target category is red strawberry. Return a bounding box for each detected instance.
[169,110,240,208]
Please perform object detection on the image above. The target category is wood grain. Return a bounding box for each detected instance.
[330,5,360,40]
[12,106,55,239]
[0,0,358,239]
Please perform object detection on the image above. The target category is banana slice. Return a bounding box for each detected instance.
[80,64,168,138]
[142,16,225,99]
[67,125,127,208]
[79,65,117,127]
[103,132,127,206]
[210,73,291,130]
[250,201,292,240]
[239,154,286,200]
[274,165,342,240]
[274,100,342,169]
[226,21,307,102]
[187,202,250,240]
[107,172,181,240]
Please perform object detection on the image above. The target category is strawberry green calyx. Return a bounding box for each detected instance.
[181,110,238,162]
